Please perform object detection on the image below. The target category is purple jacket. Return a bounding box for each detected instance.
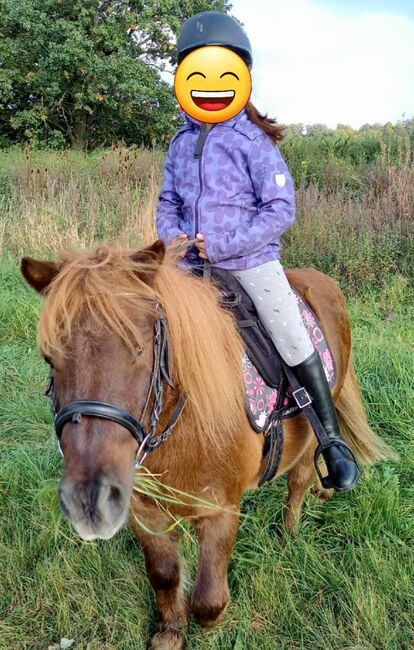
[156,109,296,270]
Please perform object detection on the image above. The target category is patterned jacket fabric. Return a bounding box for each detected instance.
[156,109,296,270]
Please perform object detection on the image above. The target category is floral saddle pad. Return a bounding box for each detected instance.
[244,290,336,432]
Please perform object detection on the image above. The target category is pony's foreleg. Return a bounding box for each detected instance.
[283,438,317,537]
[191,509,240,628]
[129,510,189,650]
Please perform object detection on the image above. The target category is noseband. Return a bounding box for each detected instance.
[46,314,186,466]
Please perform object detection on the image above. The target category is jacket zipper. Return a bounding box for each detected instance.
[193,124,214,236]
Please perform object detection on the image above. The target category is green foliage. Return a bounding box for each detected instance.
[0,0,230,149]
[282,119,414,191]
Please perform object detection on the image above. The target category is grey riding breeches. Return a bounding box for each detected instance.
[230,260,314,367]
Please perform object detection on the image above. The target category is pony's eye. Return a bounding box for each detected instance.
[43,356,54,367]
[136,347,144,357]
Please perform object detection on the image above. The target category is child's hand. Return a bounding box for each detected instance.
[196,233,209,260]
[172,233,188,257]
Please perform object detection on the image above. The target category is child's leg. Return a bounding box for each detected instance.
[230,260,360,492]
[230,260,314,366]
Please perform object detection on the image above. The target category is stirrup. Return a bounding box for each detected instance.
[314,439,360,490]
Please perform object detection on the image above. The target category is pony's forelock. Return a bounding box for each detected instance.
[39,246,159,357]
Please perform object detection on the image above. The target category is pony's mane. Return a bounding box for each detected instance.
[39,245,246,450]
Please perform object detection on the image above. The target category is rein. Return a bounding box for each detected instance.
[46,314,186,467]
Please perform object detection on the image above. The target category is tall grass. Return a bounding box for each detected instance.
[282,124,413,190]
[0,146,161,256]
[1,137,413,293]
[284,169,413,290]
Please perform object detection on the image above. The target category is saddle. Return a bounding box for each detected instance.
[192,264,336,486]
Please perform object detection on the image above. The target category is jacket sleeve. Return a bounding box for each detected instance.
[205,135,296,264]
[156,141,185,243]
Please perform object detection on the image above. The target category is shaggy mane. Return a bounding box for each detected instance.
[39,244,246,450]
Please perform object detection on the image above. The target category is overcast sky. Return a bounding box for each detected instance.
[230,0,414,127]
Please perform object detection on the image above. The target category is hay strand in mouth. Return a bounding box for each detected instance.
[131,466,241,536]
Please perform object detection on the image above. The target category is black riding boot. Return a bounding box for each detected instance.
[292,350,361,491]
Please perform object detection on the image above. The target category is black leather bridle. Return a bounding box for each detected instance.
[46,313,186,466]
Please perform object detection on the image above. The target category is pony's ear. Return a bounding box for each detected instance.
[21,257,60,294]
[130,240,166,286]
[130,240,166,267]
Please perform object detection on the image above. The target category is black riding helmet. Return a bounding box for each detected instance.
[177,11,253,68]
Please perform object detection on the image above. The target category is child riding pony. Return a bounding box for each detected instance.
[157,10,360,492]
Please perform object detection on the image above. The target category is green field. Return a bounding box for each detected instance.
[1,144,414,649]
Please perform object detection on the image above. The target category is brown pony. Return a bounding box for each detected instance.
[22,241,392,650]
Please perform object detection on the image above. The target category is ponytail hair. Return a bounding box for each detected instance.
[245,101,285,144]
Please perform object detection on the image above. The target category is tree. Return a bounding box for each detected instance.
[284,123,305,137]
[304,123,334,138]
[0,0,230,148]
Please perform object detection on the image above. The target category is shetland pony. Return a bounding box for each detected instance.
[22,241,392,650]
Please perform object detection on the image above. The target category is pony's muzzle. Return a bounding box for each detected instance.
[59,473,129,541]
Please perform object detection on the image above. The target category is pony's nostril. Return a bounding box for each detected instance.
[59,488,71,518]
[109,485,122,504]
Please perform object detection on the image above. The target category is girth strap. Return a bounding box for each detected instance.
[258,376,287,487]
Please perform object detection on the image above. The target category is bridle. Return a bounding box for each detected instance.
[45,313,186,467]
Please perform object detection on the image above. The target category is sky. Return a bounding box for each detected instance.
[230,0,414,127]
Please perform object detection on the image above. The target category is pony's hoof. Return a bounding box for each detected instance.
[312,484,334,502]
[197,609,226,628]
[151,629,184,650]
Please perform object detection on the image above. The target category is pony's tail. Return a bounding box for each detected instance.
[336,353,398,464]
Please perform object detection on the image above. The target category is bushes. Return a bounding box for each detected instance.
[281,121,413,193]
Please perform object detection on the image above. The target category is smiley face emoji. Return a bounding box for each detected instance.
[174,46,252,123]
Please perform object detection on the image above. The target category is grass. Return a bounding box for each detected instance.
[1,258,414,650]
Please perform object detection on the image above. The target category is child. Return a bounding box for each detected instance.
[157,11,360,491]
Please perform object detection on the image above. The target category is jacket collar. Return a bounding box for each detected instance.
[182,108,248,130]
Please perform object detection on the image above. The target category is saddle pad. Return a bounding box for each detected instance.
[244,291,336,432]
